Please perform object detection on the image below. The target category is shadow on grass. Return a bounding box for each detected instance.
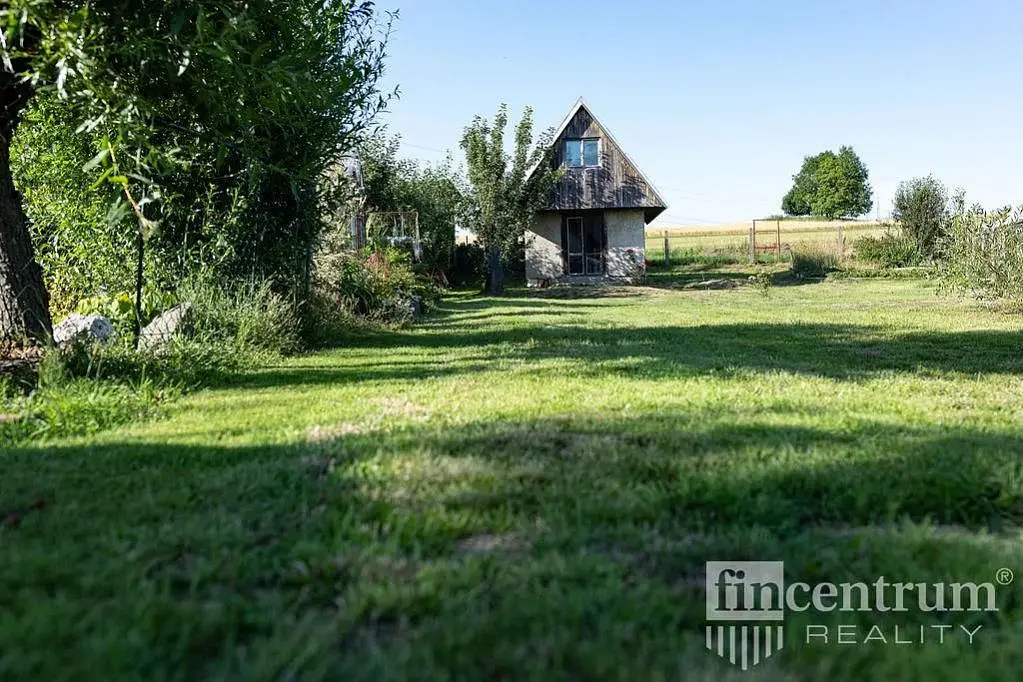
[4,411,1023,678]
[226,319,1023,391]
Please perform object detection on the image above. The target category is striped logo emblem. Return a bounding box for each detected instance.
[705,624,784,670]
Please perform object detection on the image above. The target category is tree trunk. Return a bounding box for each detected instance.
[0,70,51,343]
[486,245,505,296]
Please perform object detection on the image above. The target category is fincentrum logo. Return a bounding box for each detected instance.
[704,561,1012,671]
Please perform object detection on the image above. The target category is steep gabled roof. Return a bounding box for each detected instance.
[534,98,667,222]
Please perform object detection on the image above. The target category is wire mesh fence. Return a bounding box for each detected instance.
[643,220,890,266]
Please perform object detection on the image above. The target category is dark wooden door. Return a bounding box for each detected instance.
[560,212,605,276]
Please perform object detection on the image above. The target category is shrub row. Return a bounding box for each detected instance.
[853,233,922,268]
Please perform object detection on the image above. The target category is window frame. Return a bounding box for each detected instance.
[564,138,600,168]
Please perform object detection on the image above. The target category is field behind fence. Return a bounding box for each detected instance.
[645,219,891,264]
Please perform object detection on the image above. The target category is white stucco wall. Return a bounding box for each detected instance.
[604,209,645,278]
[525,213,562,281]
[526,209,646,282]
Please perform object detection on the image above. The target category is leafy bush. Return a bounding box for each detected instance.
[71,288,178,336]
[790,248,839,277]
[893,176,949,257]
[309,247,438,340]
[748,270,773,296]
[830,267,932,280]
[853,233,922,268]
[11,94,134,317]
[938,203,1023,305]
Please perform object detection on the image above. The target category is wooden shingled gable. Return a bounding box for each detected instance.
[543,99,667,223]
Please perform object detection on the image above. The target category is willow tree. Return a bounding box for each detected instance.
[460,104,561,295]
[0,1,392,342]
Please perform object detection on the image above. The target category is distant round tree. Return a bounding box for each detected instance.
[892,175,948,257]
[782,146,873,219]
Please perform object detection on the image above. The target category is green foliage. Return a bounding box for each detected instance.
[829,267,933,280]
[450,243,487,287]
[178,278,303,361]
[893,175,949,256]
[460,104,562,266]
[11,95,132,315]
[782,146,873,219]
[3,0,394,330]
[938,201,1023,305]
[4,281,1023,680]
[0,352,163,446]
[747,269,773,295]
[309,248,438,338]
[791,247,840,277]
[781,153,824,216]
[0,275,304,446]
[57,278,302,390]
[74,292,135,328]
[854,233,922,268]
[663,246,744,266]
[351,131,465,273]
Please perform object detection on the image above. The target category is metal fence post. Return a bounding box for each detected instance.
[748,221,756,265]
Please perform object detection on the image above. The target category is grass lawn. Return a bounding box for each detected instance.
[4,271,1023,680]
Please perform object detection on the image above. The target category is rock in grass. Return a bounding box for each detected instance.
[682,278,737,290]
[140,303,192,352]
[408,294,424,318]
[52,314,117,347]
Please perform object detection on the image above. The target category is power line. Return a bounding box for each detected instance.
[401,142,452,154]
[655,213,736,226]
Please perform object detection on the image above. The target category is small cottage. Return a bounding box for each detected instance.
[526,99,667,285]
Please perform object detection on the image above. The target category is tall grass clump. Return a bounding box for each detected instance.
[1,276,303,445]
[0,352,164,446]
[180,278,302,361]
[790,248,839,278]
[666,247,743,266]
[58,277,302,387]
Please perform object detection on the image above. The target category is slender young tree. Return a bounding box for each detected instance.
[460,104,561,295]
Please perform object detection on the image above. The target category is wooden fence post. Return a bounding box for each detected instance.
[838,223,845,262]
[663,230,670,266]
[776,219,782,263]
[748,220,756,265]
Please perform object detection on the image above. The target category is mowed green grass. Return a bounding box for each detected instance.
[4,273,1023,681]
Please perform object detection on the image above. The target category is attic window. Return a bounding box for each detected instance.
[565,139,599,168]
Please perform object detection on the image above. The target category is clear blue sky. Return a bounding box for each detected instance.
[378,0,1022,226]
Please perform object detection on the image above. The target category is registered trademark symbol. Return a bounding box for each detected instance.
[996,568,1014,586]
